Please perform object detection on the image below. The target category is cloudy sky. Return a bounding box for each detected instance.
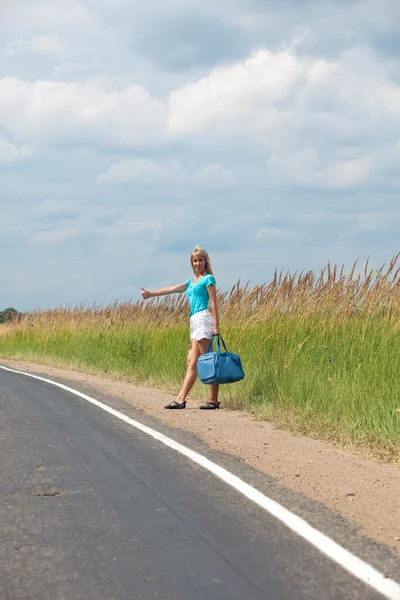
[1,0,400,311]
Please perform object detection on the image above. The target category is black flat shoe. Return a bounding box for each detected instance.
[164,400,186,409]
[199,401,220,410]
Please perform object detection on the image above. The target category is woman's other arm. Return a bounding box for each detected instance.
[207,285,220,335]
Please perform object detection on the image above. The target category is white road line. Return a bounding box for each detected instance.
[1,364,400,600]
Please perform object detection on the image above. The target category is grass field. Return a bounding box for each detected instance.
[1,256,399,461]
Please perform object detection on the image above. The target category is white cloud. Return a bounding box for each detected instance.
[0,137,32,164]
[5,35,64,57]
[96,216,162,237]
[30,228,78,245]
[99,159,237,188]
[33,199,81,215]
[195,163,235,188]
[356,213,390,231]
[3,0,93,35]
[167,49,311,138]
[322,157,374,188]
[256,227,295,240]
[0,77,167,147]
[98,159,181,183]
[1,43,400,181]
[267,150,374,189]
[164,46,400,191]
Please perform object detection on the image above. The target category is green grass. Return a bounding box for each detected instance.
[0,314,399,460]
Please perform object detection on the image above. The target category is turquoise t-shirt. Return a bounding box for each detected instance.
[185,274,216,317]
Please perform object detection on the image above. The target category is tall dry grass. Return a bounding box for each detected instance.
[1,255,400,460]
[7,253,400,327]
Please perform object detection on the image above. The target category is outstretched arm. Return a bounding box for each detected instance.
[207,285,220,335]
[141,283,187,299]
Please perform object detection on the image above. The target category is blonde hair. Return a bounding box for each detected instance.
[190,245,214,276]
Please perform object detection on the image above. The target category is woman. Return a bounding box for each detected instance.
[141,245,220,410]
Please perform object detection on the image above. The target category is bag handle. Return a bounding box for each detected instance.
[207,334,227,354]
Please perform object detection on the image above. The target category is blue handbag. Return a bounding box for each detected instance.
[197,335,245,385]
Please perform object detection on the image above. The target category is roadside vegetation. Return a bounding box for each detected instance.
[1,256,399,461]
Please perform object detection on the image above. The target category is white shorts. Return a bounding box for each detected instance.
[189,309,214,341]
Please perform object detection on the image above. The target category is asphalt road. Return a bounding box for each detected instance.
[0,368,396,600]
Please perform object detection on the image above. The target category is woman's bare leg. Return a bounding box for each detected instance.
[176,339,201,402]
[197,338,219,404]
